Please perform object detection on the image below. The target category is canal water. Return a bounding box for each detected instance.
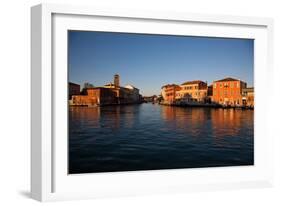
[69,103,254,174]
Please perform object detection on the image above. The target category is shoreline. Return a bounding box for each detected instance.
[69,102,254,110]
[159,102,254,110]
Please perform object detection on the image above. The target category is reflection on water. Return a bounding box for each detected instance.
[69,104,254,174]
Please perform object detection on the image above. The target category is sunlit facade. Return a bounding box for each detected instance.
[69,74,141,106]
[175,80,208,103]
[212,77,247,106]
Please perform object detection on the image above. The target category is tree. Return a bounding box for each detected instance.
[83,82,94,89]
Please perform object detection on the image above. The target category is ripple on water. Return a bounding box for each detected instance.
[69,104,254,174]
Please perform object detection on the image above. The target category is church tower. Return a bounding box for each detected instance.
[114,74,120,88]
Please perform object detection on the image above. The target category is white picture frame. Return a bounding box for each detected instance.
[31,3,274,202]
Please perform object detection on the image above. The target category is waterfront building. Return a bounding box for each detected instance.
[69,74,141,106]
[212,77,247,106]
[242,87,254,107]
[175,80,208,103]
[118,85,140,104]
[68,82,80,100]
[124,84,141,102]
[207,85,213,97]
[161,84,181,104]
[206,85,213,103]
[71,87,117,106]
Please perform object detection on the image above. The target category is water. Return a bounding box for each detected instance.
[69,103,254,174]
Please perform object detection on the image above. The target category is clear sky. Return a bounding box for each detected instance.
[68,31,254,96]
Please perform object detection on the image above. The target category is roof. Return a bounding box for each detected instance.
[181,80,206,85]
[125,84,138,89]
[69,82,80,86]
[161,84,179,89]
[214,77,240,82]
[104,83,115,86]
[85,87,112,90]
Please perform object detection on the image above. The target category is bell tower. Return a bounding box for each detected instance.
[114,74,120,88]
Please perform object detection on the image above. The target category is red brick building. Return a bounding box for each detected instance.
[212,77,247,106]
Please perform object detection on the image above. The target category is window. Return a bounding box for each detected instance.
[230,82,234,88]
[214,83,216,88]
[237,82,240,88]
[220,83,223,88]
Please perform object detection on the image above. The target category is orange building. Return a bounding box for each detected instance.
[212,77,247,106]
[161,84,181,104]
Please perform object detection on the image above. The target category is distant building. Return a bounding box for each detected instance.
[207,85,213,97]
[242,87,254,107]
[71,87,117,106]
[176,80,208,103]
[161,84,181,104]
[124,84,141,103]
[69,74,141,106]
[212,77,247,106]
[142,95,158,103]
[68,82,80,100]
[206,85,213,103]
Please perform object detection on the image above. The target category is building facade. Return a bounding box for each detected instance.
[123,84,140,103]
[242,87,254,107]
[71,87,118,106]
[68,82,80,100]
[212,77,247,106]
[69,74,141,106]
[175,80,208,103]
[161,84,181,104]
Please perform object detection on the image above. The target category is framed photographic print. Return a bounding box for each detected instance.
[31,3,274,201]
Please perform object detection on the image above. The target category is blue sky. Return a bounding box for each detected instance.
[68,31,254,96]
